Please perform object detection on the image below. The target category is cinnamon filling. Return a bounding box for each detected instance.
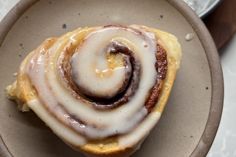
[145,45,168,112]
[59,42,167,111]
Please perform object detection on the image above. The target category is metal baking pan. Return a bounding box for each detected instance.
[183,0,222,18]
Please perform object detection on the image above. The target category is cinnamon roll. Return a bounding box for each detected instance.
[6,25,181,157]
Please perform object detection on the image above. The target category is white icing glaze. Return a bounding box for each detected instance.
[28,99,86,145]
[46,27,157,138]
[130,25,182,68]
[28,98,161,148]
[71,34,133,98]
[119,112,161,147]
[25,26,162,143]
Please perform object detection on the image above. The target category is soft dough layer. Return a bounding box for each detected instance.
[7,25,181,157]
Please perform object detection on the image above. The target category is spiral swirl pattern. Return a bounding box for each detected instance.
[24,25,167,141]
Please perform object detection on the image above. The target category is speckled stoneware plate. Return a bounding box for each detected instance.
[0,0,223,157]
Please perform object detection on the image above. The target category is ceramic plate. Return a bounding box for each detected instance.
[0,0,223,157]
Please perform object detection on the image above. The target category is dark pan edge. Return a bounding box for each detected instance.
[200,0,222,18]
[0,0,224,157]
[168,0,224,157]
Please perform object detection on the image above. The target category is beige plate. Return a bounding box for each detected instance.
[0,0,223,157]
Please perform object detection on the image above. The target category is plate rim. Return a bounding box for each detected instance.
[168,0,224,156]
[0,0,224,157]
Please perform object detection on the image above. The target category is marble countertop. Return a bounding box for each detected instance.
[208,35,236,157]
[1,1,236,156]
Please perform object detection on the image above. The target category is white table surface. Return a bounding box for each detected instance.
[1,1,236,157]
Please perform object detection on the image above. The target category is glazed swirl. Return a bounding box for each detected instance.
[25,25,167,140]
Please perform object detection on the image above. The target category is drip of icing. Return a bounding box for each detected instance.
[185,33,195,41]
